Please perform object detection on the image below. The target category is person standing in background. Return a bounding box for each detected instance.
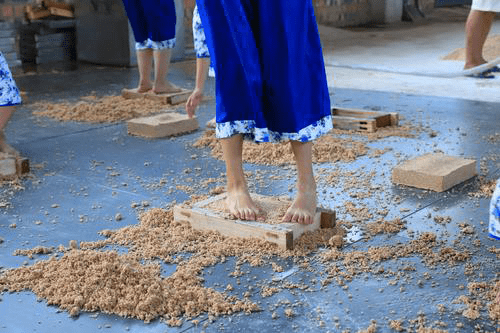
[464,1,499,73]
[121,0,181,96]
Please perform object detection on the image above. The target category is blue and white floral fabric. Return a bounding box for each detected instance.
[216,115,333,143]
[136,38,176,50]
[193,5,214,77]
[193,5,209,58]
[0,52,21,107]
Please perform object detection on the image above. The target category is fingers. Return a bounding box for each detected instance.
[185,96,195,118]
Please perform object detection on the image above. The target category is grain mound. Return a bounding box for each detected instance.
[30,95,184,123]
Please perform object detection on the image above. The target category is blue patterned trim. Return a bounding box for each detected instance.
[216,115,333,143]
[136,38,176,50]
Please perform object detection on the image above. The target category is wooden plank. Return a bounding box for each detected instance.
[48,7,74,18]
[145,89,192,105]
[43,1,73,11]
[121,89,192,105]
[26,8,51,21]
[333,116,377,132]
[173,193,335,250]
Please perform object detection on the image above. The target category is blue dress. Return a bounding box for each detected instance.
[0,52,21,107]
[121,0,177,50]
[196,0,332,143]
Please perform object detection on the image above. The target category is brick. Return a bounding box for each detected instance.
[0,156,17,180]
[392,153,477,192]
[127,112,199,138]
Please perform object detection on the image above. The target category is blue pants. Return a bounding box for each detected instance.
[122,0,176,49]
[197,0,332,142]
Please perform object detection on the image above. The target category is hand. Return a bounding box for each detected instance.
[185,88,203,118]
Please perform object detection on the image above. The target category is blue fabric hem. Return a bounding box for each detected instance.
[216,115,333,143]
[0,102,21,107]
[488,233,500,240]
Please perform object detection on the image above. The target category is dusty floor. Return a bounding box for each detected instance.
[0,7,499,333]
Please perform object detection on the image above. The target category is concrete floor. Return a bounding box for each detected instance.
[1,7,499,333]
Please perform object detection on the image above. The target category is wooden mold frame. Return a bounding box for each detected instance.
[122,89,193,105]
[173,193,335,250]
[331,107,399,132]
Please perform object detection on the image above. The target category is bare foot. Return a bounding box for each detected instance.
[282,190,317,225]
[225,190,263,221]
[152,82,182,95]
[122,84,152,94]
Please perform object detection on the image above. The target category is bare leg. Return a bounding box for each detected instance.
[282,140,316,225]
[123,49,153,94]
[464,10,496,69]
[152,49,182,94]
[0,106,18,156]
[221,134,261,221]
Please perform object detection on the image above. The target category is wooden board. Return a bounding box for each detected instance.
[173,193,335,250]
[48,7,74,18]
[25,5,51,21]
[121,89,192,105]
[43,1,73,11]
[331,107,399,132]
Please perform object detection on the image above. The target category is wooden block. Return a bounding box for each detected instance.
[16,157,30,176]
[127,112,199,138]
[0,157,17,180]
[25,5,51,21]
[173,193,336,250]
[48,7,74,18]
[392,153,477,192]
[121,89,192,105]
[146,89,192,105]
[42,1,73,11]
[331,107,398,132]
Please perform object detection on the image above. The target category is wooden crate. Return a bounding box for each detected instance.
[331,107,399,132]
[173,193,335,250]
